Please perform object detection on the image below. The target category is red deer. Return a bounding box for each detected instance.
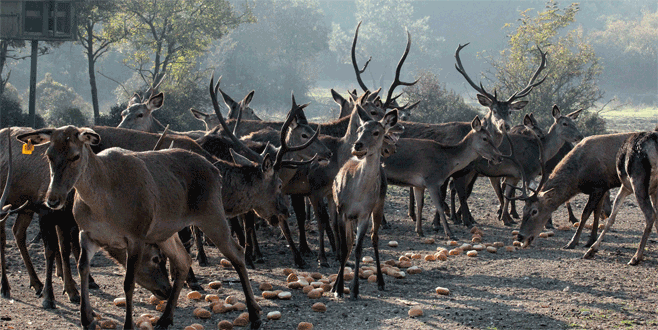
[583,131,658,265]
[517,132,634,249]
[332,108,399,299]
[16,126,262,329]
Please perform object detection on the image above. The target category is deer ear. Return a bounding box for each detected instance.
[371,87,381,99]
[382,110,398,131]
[242,90,255,107]
[471,115,483,131]
[147,92,164,111]
[128,93,141,106]
[510,100,528,111]
[552,105,561,119]
[79,128,100,145]
[476,94,493,107]
[373,96,383,109]
[331,89,347,107]
[230,149,253,167]
[523,114,533,127]
[356,104,370,125]
[190,108,208,121]
[16,129,54,145]
[261,153,274,175]
[567,108,582,120]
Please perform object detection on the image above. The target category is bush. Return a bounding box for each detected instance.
[403,70,480,124]
[0,95,45,128]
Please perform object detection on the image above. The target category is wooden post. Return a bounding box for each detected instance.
[28,40,38,128]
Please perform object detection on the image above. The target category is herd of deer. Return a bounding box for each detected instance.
[0,23,656,330]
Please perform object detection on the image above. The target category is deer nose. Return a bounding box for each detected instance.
[45,198,61,209]
[354,142,364,151]
[504,123,511,131]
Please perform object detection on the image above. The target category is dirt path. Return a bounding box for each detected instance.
[1,180,657,330]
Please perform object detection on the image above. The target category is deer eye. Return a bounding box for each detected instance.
[301,134,309,139]
[482,137,488,142]
[531,209,538,216]
[373,131,380,137]
[137,113,144,118]
[70,154,80,162]
[152,256,161,264]
[562,122,567,126]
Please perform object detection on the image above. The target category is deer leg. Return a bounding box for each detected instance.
[448,180,459,224]
[12,212,43,294]
[566,202,578,223]
[456,173,477,228]
[240,215,256,269]
[1,215,9,299]
[332,215,349,298]
[349,219,369,300]
[122,242,143,330]
[78,231,101,330]
[564,191,603,249]
[429,186,454,240]
[193,226,208,267]
[198,216,261,329]
[38,214,58,309]
[313,197,335,268]
[413,187,425,237]
[55,224,80,303]
[371,203,385,291]
[585,194,607,247]
[584,186,632,259]
[291,195,313,256]
[278,218,306,269]
[408,187,416,221]
[628,180,656,266]
[156,235,191,329]
[489,177,505,219]
[229,216,245,247]
[69,222,98,290]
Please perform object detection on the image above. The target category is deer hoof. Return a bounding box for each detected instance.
[249,318,262,329]
[88,278,100,290]
[628,257,641,266]
[582,249,597,259]
[1,287,9,299]
[67,291,80,303]
[562,242,577,249]
[42,298,56,309]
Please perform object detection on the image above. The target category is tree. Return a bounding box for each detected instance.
[77,1,124,124]
[486,1,605,134]
[212,0,331,111]
[590,9,658,104]
[329,0,444,90]
[35,73,91,126]
[106,0,253,90]
[403,70,479,124]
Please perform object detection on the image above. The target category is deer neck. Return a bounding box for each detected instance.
[541,124,564,161]
[448,133,482,173]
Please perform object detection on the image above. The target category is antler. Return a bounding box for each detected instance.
[209,74,263,163]
[153,124,170,150]
[0,129,28,223]
[273,93,321,170]
[455,43,497,101]
[507,46,548,102]
[351,21,372,92]
[383,29,419,109]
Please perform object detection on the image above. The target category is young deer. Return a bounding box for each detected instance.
[332,108,399,300]
[16,126,262,329]
[583,131,658,265]
[384,116,503,237]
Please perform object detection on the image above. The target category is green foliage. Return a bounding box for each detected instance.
[213,0,330,112]
[590,9,658,56]
[35,73,91,126]
[487,1,606,135]
[106,0,253,88]
[329,0,444,89]
[403,70,479,124]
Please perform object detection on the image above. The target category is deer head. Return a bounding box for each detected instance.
[117,91,165,133]
[455,43,547,140]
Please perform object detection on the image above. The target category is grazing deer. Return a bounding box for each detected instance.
[517,132,634,249]
[583,131,658,265]
[16,126,262,330]
[332,108,399,300]
[494,106,583,224]
[384,116,503,237]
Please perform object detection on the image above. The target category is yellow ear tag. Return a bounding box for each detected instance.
[22,139,34,155]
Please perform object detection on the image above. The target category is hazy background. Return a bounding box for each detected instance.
[1,0,656,130]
